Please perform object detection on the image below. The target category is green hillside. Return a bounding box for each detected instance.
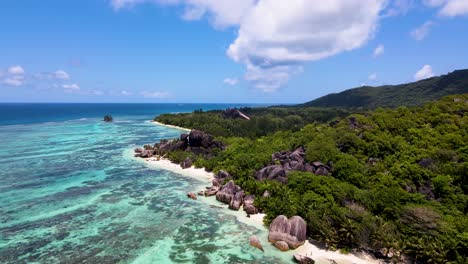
[301,69,468,109]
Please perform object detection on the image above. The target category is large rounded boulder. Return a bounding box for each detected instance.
[268,215,307,249]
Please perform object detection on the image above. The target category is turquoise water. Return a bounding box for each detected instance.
[0,105,291,263]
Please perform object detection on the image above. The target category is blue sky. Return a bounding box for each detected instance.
[0,0,467,103]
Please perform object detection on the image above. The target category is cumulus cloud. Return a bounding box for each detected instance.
[423,0,468,16]
[411,21,435,40]
[54,70,70,80]
[383,0,415,17]
[414,65,435,81]
[112,0,386,92]
[8,65,25,75]
[373,44,385,58]
[62,83,80,90]
[2,65,26,87]
[3,75,25,87]
[121,90,133,96]
[35,70,71,80]
[140,91,170,98]
[111,0,255,28]
[223,78,238,86]
[368,73,377,80]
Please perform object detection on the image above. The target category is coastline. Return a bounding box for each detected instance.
[137,155,381,264]
[151,120,191,132]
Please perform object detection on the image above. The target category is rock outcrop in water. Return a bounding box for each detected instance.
[268,215,307,250]
[103,115,113,122]
[249,235,264,251]
[187,192,197,200]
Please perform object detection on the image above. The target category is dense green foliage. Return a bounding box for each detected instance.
[301,69,468,109]
[156,107,351,138]
[162,95,468,263]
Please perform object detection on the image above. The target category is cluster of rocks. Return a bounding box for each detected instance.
[268,215,307,251]
[134,129,225,165]
[255,147,332,183]
[222,108,250,120]
[189,170,260,216]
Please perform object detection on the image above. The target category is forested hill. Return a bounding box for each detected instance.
[301,69,468,109]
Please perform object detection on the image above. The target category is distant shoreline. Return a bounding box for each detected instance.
[151,120,191,132]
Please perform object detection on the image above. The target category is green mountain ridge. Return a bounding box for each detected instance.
[300,69,468,109]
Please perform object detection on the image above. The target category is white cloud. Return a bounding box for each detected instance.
[54,70,70,80]
[111,0,255,28]
[223,78,238,86]
[112,0,386,92]
[383,0,415,17]
[3,75,25,87]
[414,65,435,81]
[368,73,377,80]
[229,1,385,91]
[8,65,25,75]
[62,83,80,90]
[373,44,385,58]
[411,21,435,40]
[35,70,71,80]
[423,0,468,16]
[140,91,170,98]
[121,90,133,96]
[2,66,25,86]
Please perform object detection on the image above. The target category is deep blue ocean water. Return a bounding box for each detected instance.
[0,103,293,264]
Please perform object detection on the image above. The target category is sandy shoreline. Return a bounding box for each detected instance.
[151,121,191,132]
[139,156,381,264]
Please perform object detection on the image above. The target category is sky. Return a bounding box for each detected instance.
[0,0,467,103]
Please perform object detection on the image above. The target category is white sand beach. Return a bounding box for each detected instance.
[151,121,191,132]
[142,156,214,182]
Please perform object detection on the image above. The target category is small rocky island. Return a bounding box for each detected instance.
[103,115,113,122]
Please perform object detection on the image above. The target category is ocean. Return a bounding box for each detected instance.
[0,103,293,263]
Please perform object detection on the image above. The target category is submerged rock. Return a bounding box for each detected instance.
[187,192,197,200]
[268,215,307,249]
[249,235,264,251]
